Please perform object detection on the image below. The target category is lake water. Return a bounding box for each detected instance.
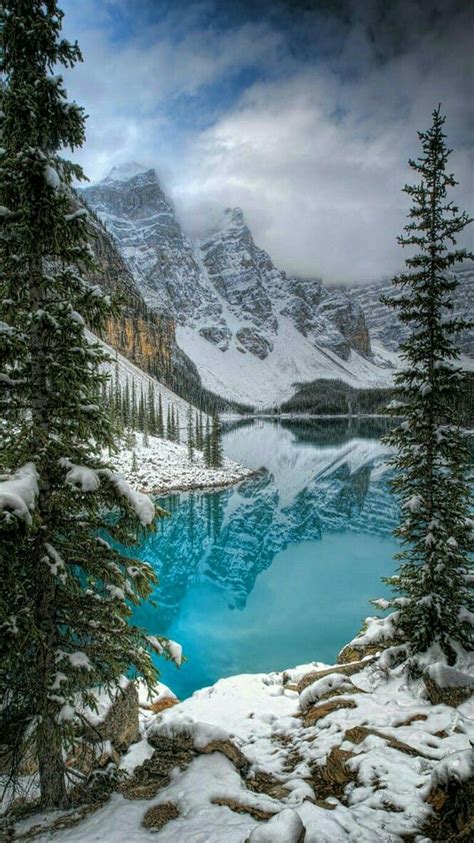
[132,418,400,699]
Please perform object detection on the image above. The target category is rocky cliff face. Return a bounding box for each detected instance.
[81,166,386,406]
[349,264,474,356]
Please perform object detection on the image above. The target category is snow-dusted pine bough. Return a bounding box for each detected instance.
[0,0,176,811]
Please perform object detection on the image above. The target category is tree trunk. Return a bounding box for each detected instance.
[28,254,68,808]
[37,713,68,809]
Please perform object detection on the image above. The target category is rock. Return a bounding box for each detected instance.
[297,657,376,693]
[200,739,250,775]
[235,328,273,360]
[310,745,356,801]
[246,771,290,800]
[82,680,139,752]
[423,664,474,708]
[337,642,387,664]
[299,673,364,711]
[199,325,231,351]
[424,750,474,841]
[303,697,358,727]
[66,741,120,777]
[211,797,275,821]
[246,808,306,842]
[148,697,179,715]
[142,802,180,830]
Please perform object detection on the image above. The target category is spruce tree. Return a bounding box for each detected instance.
[157,392,164,438]
[210,413,223,468]
[187,406,194,462]
[381,106,473,667]
[204,417,212,467]
[0,0,170,808]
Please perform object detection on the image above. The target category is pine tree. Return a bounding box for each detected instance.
[210,413,223,468]
[148,381,157,435]
[381,106,473,667]
[157,392,164,438]
[0,0,171,808]
[204,417,212,467]
[131,450,138,473]
[130,377,137,430]
[187,406,194,462]
[176,409,180,443]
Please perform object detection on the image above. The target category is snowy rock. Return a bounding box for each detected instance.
[423,663,474,707]
[81,678,139,752]
[425,749,474,842]
[246,808,306,842]
[0,462,39,526]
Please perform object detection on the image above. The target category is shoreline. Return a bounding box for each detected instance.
[139,468,261,497]
[109,433,255,499]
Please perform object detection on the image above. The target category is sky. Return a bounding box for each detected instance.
[61,0,473,284]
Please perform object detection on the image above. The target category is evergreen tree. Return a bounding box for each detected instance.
[148,381,157,435]
[131,450,138,473]
[0,0,171,808]
[157,392,164,438]
[166,405,172,440]
[176,409,180,443]
[210,413,223,468]
[381,106,473,666]
[187,406,194,462]
[130,377,137,430]
[137,386,145,431]
[204,417,212,467]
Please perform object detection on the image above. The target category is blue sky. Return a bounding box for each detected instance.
[61,0,473,282]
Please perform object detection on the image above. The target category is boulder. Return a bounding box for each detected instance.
[142,802,180,830]
[303,697,358,727]
[424,750,474,841]
[82,679,139,752]
[423,664,474,708]
[297,657,376,694]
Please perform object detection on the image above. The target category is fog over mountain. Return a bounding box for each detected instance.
[63,0,473,283]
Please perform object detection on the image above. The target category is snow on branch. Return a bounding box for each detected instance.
[0,463,39,525]
[58,459,155,525]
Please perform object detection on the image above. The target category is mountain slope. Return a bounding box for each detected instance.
[81,167,395,408]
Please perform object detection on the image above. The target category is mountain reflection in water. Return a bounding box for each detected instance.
[131,418,400,698]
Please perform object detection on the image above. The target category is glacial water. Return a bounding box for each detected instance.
[131,418,400,699]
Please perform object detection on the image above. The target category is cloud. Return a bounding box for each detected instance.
[173,1,473,283]
[61,0,473,283]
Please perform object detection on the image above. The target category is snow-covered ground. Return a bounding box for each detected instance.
[177,317,398,409]
[110,433,254,495]
[18,648,473,843]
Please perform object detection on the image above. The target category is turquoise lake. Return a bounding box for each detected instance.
[132,418,399,699]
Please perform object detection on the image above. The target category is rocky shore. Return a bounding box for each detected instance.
[5,630,473,842]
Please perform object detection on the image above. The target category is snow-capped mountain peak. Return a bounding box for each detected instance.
[103,162,152,182]
[80,167,397,406]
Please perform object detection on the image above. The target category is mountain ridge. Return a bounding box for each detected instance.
[81,166,398,407]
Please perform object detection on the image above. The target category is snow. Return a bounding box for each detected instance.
[425,662,474,689]
[44,164,60,190]
[176,314,395,409]
[79,676,131,727]
[247,808,305,842]
[104,162,150,182]
[100,469,155,526]
[110,432,253,496]
[60,458,100,492]
[0,462,39,525]
[299,673,356,710]
[12,652,474,842]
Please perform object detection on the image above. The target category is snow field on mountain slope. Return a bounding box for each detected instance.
[177,315,395,408]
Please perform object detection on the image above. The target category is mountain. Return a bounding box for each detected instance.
[81,167,396,408]
[80,194,251,412]
[349,263,474,356]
